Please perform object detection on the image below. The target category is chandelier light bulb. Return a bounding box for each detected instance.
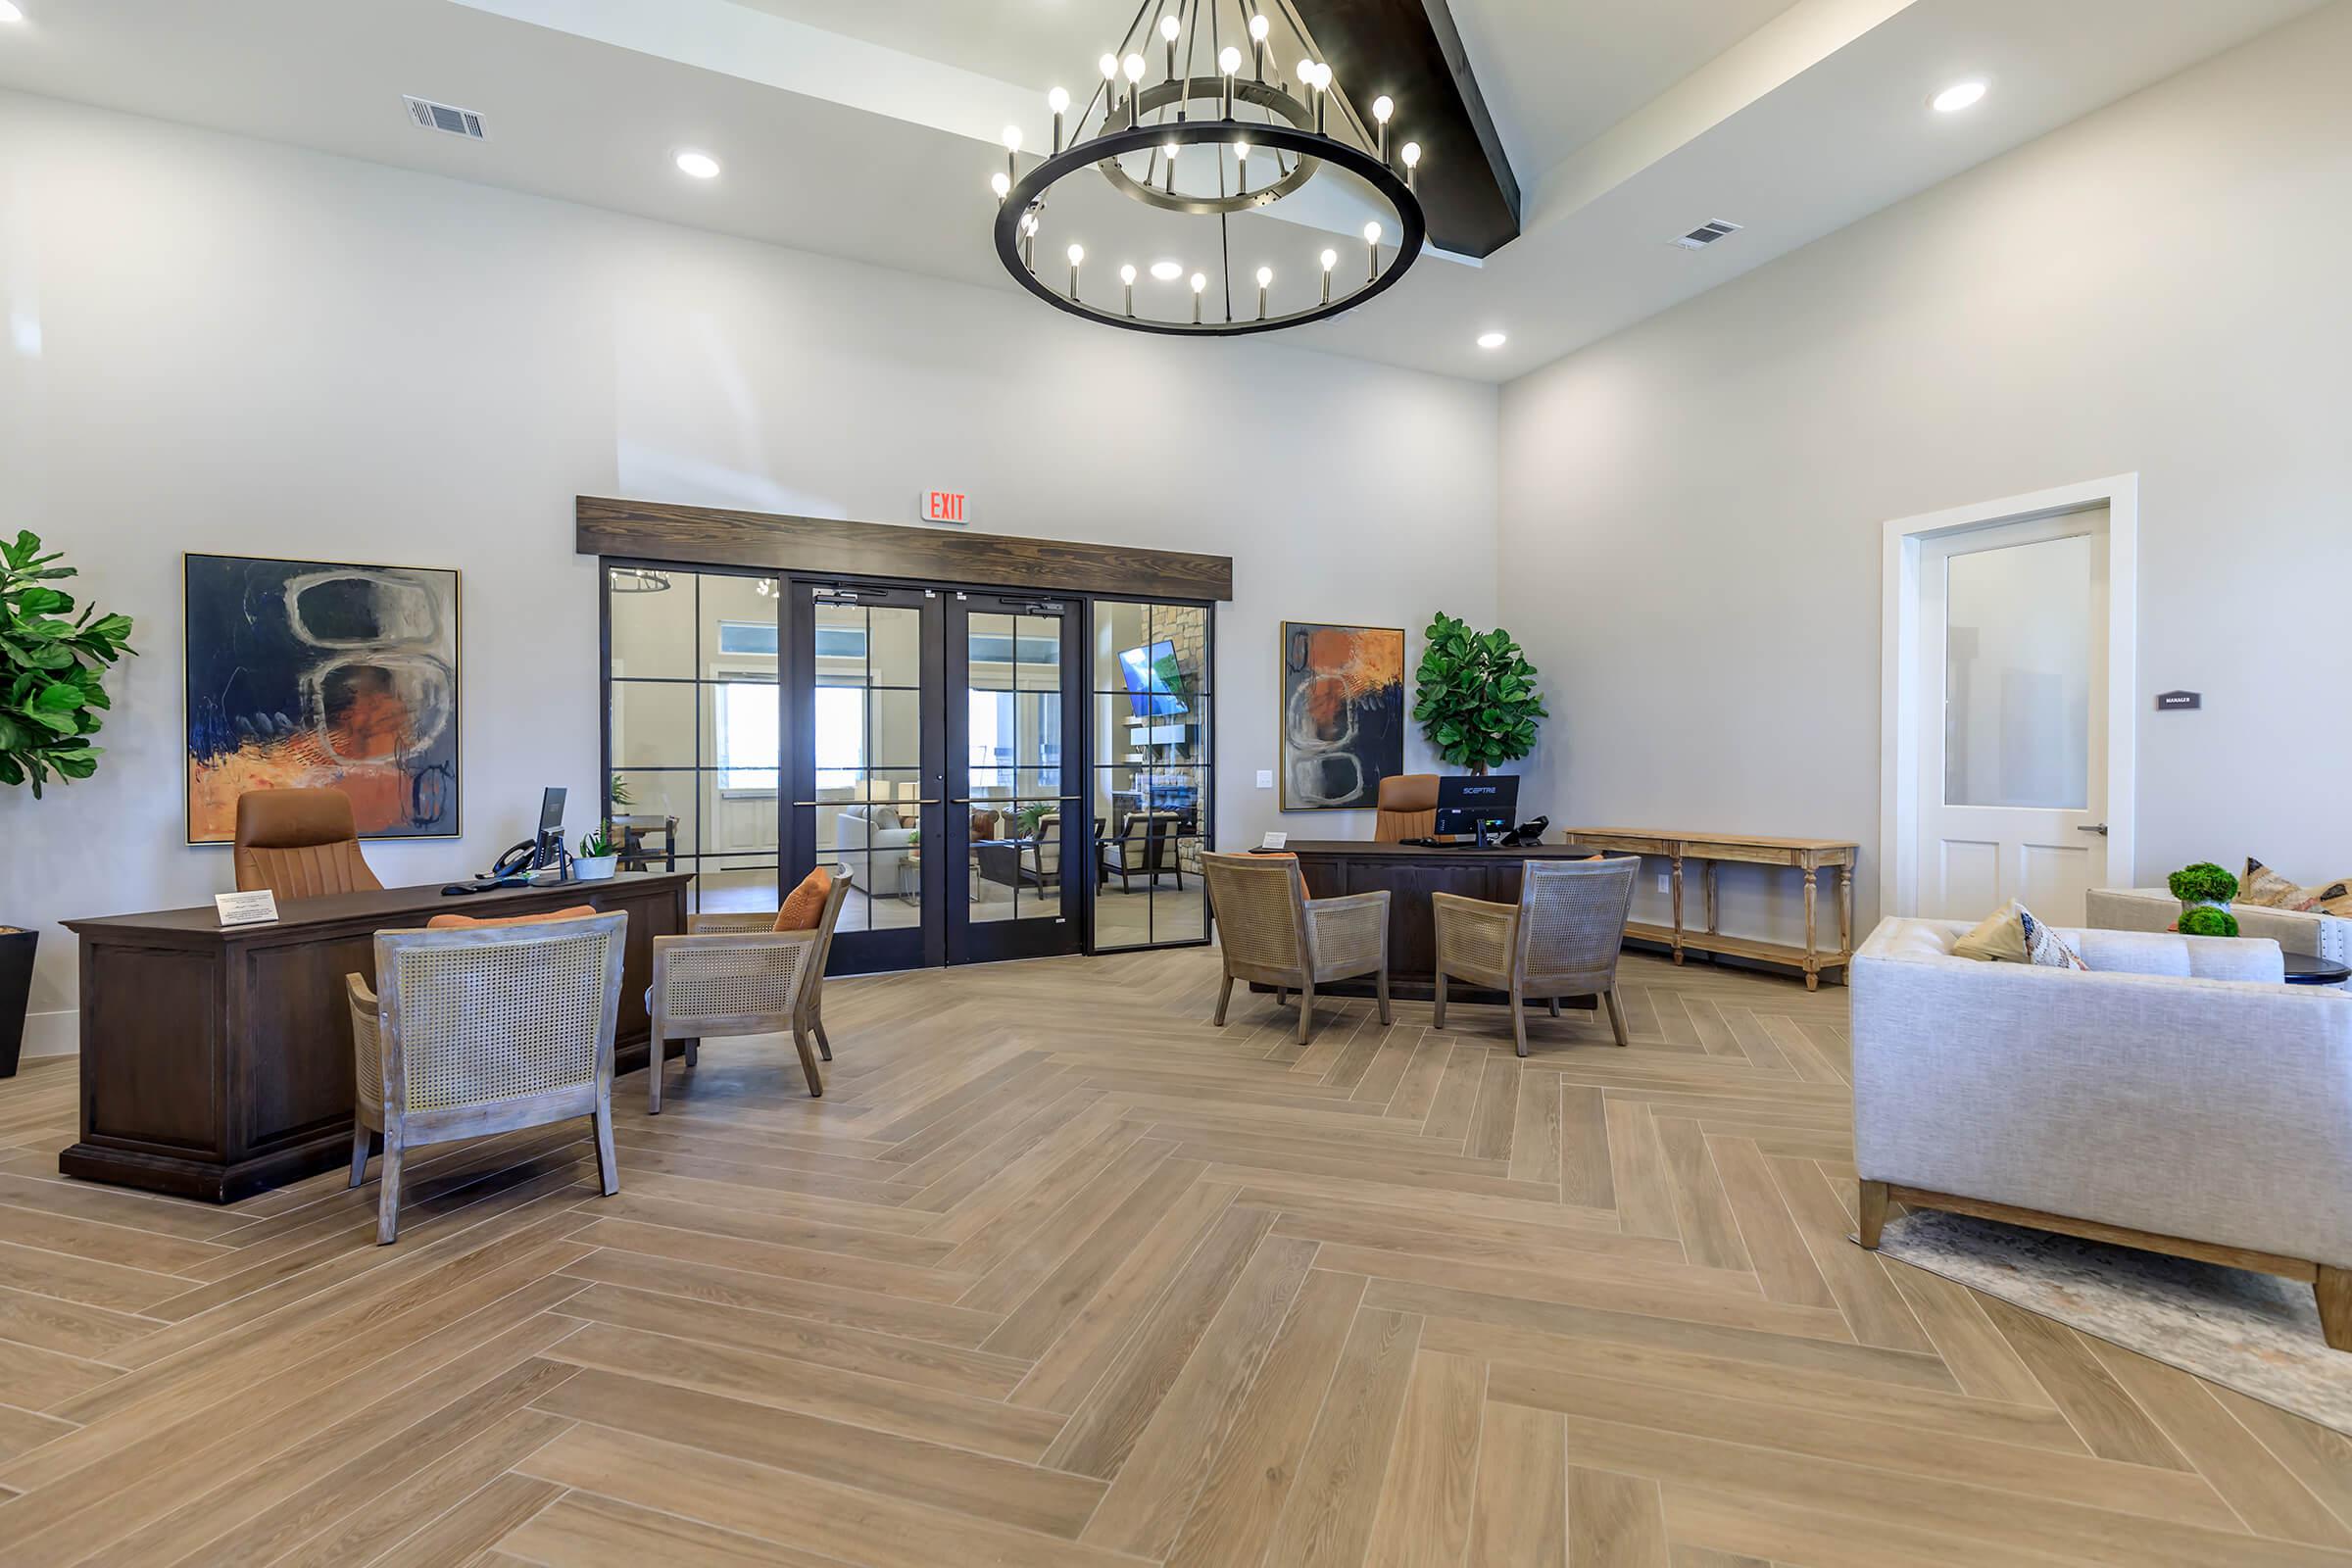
[1100,52,1119,80]
[1219,46,1241,75]
[1402,141,1422,169]
[1120,264,1137,284]
[990,171,1010,198]
[1048,86,1069,114]
[1190,271,1207,292]
[1250,14,1269,41]
[1002,124,1022,153]
[1320,249,1337,271]
[1363,220,1383,244]
[1164,140,1178,157]
[1297,59,1316,88]
[1235,140,1250,160]
[1123,53,1146,83]
[1067,243,1085,266]
[1151,260,1184,281]
[1160,15,1180,40]
[1316,64,1336,90]
[1372,95,1394,124]
[1256,266,1273,287]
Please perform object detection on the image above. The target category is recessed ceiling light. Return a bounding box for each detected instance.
[1932,80,1987,114]
[1149,260,1184,282]
[674,149,721,179]
[0,4,24,23]
[1477,331,1507,350]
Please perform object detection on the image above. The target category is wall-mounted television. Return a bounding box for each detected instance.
[1118,640,1190,718]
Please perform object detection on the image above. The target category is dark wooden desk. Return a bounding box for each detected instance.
[61,871,692,1201]
[1266,841,1600,1003]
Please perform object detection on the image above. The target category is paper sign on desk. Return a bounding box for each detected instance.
[214,890,279,927]
[1258,831,1288,851]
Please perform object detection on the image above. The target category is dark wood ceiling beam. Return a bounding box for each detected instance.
[1304,0,1521,257]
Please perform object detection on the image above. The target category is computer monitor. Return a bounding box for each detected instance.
[1434,774,1519,846]
[533,787,567,868]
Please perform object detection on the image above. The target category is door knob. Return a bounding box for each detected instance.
[2077,823,2110,836]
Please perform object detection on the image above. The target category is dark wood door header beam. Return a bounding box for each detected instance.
[575,496,1233,603]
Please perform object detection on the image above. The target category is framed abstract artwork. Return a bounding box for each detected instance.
[183,553,461,844]
[1279,621,1404,810]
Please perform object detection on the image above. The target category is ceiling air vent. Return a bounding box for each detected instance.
[1671,220,1742,251]
[402,96,486,140]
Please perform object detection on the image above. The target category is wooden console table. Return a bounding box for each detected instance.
[1560,830,1859,990]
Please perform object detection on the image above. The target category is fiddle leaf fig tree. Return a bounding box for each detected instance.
[0,530,137,798]
[1411,612,1545,773]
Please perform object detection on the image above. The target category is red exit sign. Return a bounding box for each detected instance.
[918,489,973,525]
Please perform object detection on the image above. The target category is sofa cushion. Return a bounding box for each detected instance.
[2241,858,2317,910]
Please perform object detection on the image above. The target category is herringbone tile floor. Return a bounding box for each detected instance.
[0,948,2347,1566]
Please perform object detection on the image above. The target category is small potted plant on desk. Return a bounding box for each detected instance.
[0,527,137,1077]
[573,823,620,882]
[2169,861,2241,938]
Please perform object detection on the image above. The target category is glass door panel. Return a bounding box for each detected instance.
[1093,600,1214,950]
[786,584,940,971]
[948,595,1083,963]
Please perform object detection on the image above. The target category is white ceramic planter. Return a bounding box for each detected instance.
[572,855,619,882]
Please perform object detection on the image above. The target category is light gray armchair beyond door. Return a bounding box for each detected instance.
[1200,851,1392,1045]
[1433,856,1639,1056]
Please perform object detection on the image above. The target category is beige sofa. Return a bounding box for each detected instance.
[1850,916,2352,1349]
[2088,885,2350,962]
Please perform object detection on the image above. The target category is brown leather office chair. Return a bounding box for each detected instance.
[233,788,383,898]
[1373,773,1442,842]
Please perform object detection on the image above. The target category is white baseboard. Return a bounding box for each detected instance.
[19,1008,76,1059]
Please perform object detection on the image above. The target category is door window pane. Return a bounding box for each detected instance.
[608,568,692,679]
[611,680,696,769]
[1944,534,2091,808]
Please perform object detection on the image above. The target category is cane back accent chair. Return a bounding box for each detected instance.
[646,870,854,1110]
[345,910,627,1244]
[1433,857,1640,1056]
[234,787,382,898]
[1201,851,1392,1045]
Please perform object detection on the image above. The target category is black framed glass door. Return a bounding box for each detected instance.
[946,593,1086,964]
[783,582,943,975]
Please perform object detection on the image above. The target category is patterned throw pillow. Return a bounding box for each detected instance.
[2241,858,2317,911]
[2017,906,2089,970]
[2311,879,2352,918]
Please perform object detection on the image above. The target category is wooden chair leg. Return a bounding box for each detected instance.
[813,1019,833,1062]
[348,1120,371,1189]
[791,1025,825,1099]
[1857,1180,1889,1250]
[1602,987,1630,1047]
[374,1133,405,1246]
[1276,988,1290,1006]
[592,1100,619,1197]
[1509,992,1529,1058]
[647,1025,666,1114]
[1213,972,1234,1026]
[1297,982,1315,1046]
[2319,1265,2350,1352]
[1432,970,1447,1031]
[1375,965,1392,1027]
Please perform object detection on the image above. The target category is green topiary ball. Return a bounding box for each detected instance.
[2168,861,2239,905]
[2177,906,2241,939]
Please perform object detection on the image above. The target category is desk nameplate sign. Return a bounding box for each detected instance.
[214,890,279,927]
[1259,831,1289,851]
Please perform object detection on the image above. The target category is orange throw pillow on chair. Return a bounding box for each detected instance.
[774,867,834,932]
[426,904,597,930]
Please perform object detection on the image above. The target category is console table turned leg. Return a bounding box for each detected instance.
[1802,865,1820,991]
[1839,863,1854,960]
[1669,855,1686,964]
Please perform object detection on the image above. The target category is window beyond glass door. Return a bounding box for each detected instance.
[1093,600,1212,950]
[1942,533,2093,809]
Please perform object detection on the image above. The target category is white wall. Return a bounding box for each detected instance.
[0,89,1498,1054]
[1497,0,2352,945]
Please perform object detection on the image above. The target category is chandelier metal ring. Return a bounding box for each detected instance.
[994,119,1426,339]
[1097,78,1321,217]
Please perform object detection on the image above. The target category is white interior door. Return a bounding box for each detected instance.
[1914,507,2112,923]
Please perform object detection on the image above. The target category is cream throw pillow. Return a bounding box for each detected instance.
[1953,901,2029,963]
[2241,858,2316,911]
[1952,899,2086,969]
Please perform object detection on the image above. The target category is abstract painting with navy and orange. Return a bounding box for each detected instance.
[1280,621,1404,810]
[184,554,460,843]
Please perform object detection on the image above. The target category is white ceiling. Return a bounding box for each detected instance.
[0,0,2328,382]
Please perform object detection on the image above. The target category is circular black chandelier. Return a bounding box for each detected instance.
[991,0,1428,337]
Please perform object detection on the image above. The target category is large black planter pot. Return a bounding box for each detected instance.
[0,926,35,1080]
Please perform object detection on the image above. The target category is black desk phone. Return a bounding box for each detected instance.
[442,787,569,896]
[1405,815,1550,851]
